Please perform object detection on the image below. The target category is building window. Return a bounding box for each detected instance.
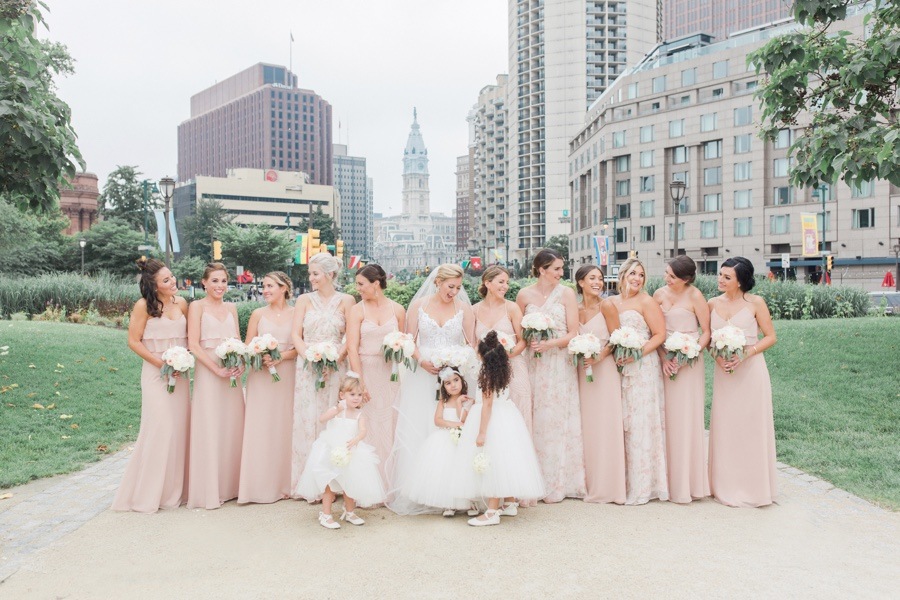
[672,146,689,164]
[613,131,626,148]
[700,220,718,238]
[669,119,685,138]
[734,217,753,237]
[700,113,718,132]
[851,180,875,198]
[616,227,628,244]
[672,171,690,187]
[640,125,654,143]
[616,179,631,196]
[734,189,752,209]
[713,60,729,79]
[703,140,722,159]
[617,203,631,218]
[852,208,875,228]
[773,186,794,205]
[640,150,654,168]
[640,176,655,193]
[816,211,831,232]
[668,222,685,241]
[627,82,639,99]
[652,75,666,93]
[703,193,722,211]
[712,87,724,98]
[615,155,630,172]
[639,200,655,217]
[770,214,791,234]
[773,158,791,178]
[704,167,722,185]
[734,106,753,126]
[682,68,696,86]
[734,162,753,181]
[640,225,656,242]
[774,128,793,149]
[734,134,752,154]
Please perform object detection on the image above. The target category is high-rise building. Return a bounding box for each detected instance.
[366,177,375,260]
[455,153,474,252]
[333,143,373,260]
[177,63,333,186]
[664,0,792,42]
[507,0,657,262]
[471,74,509,264]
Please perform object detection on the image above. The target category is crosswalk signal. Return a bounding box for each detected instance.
[213,240,222,260]
[826,255,833,271]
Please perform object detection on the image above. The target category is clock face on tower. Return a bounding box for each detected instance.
[418,161,425,170]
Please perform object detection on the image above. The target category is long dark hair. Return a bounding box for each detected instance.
[136,257,167,318]
[477,330,511,397]
[438,367,468,402]
[722,257,755,292]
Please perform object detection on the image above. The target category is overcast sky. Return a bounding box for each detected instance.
[43,0,508,216]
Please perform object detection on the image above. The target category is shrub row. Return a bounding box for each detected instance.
[0,273,139,318]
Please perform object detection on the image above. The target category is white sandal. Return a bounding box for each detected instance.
[500,502,519,516]
[340,510,365,526]
[468,509,500,527]
[318,512,340,529]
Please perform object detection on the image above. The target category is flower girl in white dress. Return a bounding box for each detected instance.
[296,374,385,529]
[404,367,475,516]
[454,331,545,526]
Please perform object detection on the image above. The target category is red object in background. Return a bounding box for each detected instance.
[265,170,278,182]
[470,257,482,271]
[237,271,254,284]
[883,271,895,288]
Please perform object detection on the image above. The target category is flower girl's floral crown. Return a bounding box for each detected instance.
[438,367,458,382]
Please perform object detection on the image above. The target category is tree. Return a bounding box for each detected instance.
[0,1,85,212]
[98,165,158,232]
[544,235,571,277]
[216,224,293,278]
[297,207,340,245]
[750,0,900,189]
[180,198,234,259]
[171,255,206,285]
[81,218,150,277]
[0,196,72,275]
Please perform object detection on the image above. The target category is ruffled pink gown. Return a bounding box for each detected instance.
[292,291,346,498]
[525,285,586,502]
[112,315,190,512]
[358,309,401,487]
[662,307,710,503]
[187,311,245,509]
[578,313,626,504]
[709,308,777,507]
[238,316,296,504]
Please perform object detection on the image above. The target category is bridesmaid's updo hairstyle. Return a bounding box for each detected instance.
[574,265,604,296]
[309,252,341,280]
[265,271,293,300]
[531,248,563,277]
[478,265,510,298]
[668,255,697,285]
[477,330,512,397]
[136,257,167,319]
[617,257,646,293]
[433,263,464,285]
[438,367,469,402]
[722,257,755,292]
[202,262,228,282]
[358,264,387,289]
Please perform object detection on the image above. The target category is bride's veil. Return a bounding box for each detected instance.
[408,265,473,309]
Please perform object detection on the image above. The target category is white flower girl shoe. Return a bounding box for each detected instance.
[499,502,519,516]
[340,510,365,526]
[467,509,500,527]
[318,512,340,529]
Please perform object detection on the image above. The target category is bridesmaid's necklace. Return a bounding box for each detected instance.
[536,282,555,299]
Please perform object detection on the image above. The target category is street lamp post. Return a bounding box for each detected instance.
[701,250,707,275]
[669,179,687,258]
[158,177,176,266]
[141,180,159,246]
[893,242,900,293]
[602,216,618,271]
[79,238,86,275]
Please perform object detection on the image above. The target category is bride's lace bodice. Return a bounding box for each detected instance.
[417,308,466,362]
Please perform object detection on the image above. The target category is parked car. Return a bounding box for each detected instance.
[867,291,900,315]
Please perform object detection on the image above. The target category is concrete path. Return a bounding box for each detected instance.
[0,451,897,599]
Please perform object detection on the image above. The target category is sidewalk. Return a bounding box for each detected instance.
[1,450,898,599]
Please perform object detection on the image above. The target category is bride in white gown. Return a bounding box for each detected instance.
[386,264,475,515]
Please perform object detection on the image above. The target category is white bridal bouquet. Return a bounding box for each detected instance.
[520,313,554,358]
[159,346,194,393]
[568,333,604,383]
[472,451,491,474]
[481,329,515,353]
[215,338,248,388]
[432,345,478,377]
[709,325,747,374]
[247,333,283,382]
[663,332,702,380]
[608,326,643,374]
[330,446,351,467]
[382,331,417,382]
[304,341,340,389]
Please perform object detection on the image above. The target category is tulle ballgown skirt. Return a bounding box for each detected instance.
[709,353,777,507]
[112,361,190,513]
[663,356,710,503]
[292,360,344,498]
[404,428,471,511]
[578,356,626,504]
[360,353,400,488]
[452,400,545,501]
[237,359,295,504]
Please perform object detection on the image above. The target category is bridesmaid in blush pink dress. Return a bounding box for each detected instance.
[516,249,586,503]
[346,264,405,488]
[574,265,626,504]
[187,263,245,510]
[113,258,190,513]
[610,258,669,505]
[708,257,778,508]
[653,256,711,503]
[238,272,297,504]
[291,252,355,498]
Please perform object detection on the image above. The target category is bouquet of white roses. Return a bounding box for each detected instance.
[520,313,554,358]
[159,346,194,393]
[472,451,491,474]
[382,331,417,382]
[215,338,247,388]
[608,326,643,374]
[568,333,604,383]
[304,341,340,389]
[663,332,702,380]
[432,345,477,377]
[709,325,747,374]
[330,445,351,467]
[247,333,283,382]
[481,329,515,353]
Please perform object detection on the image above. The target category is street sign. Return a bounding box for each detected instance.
[781,253,791,269]
[137,245,154,251]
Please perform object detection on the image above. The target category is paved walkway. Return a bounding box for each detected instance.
[0,451,898,598]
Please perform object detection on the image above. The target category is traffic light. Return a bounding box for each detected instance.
[826,255,833,271]
[307,229,320,257]
[213,240,222,260]
[335,239,344,260]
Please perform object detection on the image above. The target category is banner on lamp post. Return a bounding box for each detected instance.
[593,236,609,267]
[800,213,819,257]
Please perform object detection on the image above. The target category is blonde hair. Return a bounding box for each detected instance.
[265,271,293,300]
[617,257,646,293]
[338,376,364,395]
[433,263,464,285]
[309,252,341,280]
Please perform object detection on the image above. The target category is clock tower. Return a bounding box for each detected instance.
[402,108,430,218]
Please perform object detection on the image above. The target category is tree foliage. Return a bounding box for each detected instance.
[179,198,235,259]
[544,235,571,277]
[81,218,150,277]
[750,0,900,188]
[98,165,158,232]
[0,1,84,212]
[171,255,207,284]
[0,196,73,275]
[216,223,294,278]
